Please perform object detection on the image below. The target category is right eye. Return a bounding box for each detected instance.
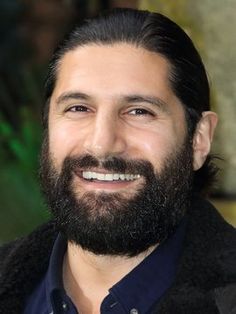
[66,105,90,112]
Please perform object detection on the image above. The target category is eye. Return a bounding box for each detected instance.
[128,108,154,116]
[66,105,90,113]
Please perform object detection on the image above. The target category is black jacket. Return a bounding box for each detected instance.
[0,197,236,314]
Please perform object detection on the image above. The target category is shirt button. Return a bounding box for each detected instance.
[62,302,68,311]
[130,309,139,314]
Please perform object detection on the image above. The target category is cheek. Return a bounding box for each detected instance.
[128,127,179,169]
[48,122,84,168]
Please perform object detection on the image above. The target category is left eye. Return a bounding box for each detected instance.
[129,108,153,116]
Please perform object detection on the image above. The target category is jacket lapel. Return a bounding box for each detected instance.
[154,197,236,313]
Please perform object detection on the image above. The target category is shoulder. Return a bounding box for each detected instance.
[183,197,236,297]
[186,196,236,252]
[185,197,236,280]
[0,220,58,273]
[155,197,236,313]
[0,221,58,313]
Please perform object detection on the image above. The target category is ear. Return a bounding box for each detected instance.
[192,111,218,170]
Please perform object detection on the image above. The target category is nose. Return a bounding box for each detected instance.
[83,111,127,158]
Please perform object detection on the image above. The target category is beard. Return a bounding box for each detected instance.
[39,135,194,257]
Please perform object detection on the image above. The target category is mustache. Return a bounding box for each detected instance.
[61,154,155,177]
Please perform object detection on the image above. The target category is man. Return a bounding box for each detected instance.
[0,8,235,314]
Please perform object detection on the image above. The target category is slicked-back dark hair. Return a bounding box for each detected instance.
[43,8,218,195]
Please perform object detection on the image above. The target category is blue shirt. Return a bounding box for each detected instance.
[24,219,186,314]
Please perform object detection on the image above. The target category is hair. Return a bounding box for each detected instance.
[43,8,218,195]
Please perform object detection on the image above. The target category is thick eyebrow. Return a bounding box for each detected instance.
[55,92,91,106]
[123,95,170,113]
[55,91,170,113]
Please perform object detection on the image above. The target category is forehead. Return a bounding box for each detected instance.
[54,44,170,90]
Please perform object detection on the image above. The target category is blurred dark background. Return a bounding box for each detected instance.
[1,0,235,243]
[0,0,140,242]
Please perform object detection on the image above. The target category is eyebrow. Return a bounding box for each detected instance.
[124,95,169,113]
[55,92,90,105]
[55,91,170,113]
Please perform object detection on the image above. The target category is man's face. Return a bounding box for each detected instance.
[49,43,187,185]
[40,44,194,256]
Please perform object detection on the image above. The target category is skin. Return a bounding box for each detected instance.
[48,43,217,313]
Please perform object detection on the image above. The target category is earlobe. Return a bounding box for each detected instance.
[192,111,218,170]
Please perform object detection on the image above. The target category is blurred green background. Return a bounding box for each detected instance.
[1,0,236,243]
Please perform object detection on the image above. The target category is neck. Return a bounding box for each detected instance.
[63,242,157,313]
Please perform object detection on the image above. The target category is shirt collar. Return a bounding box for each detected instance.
[107,217,187,313]
[46,217,187,313]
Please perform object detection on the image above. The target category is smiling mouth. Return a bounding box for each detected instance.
[81,171,141,182]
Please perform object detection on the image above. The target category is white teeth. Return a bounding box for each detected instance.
[113,174,119,180]
[105,174,113,181]
[125,174,130,181]
[97,173,105,180]
[83,172,90,179]
[91,172,97,179]
[119,174,125,180]
[82,171,140,181]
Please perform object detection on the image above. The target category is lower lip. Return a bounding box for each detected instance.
[74,174,140,191]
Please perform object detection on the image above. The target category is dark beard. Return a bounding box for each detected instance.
[39,136,194,257]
